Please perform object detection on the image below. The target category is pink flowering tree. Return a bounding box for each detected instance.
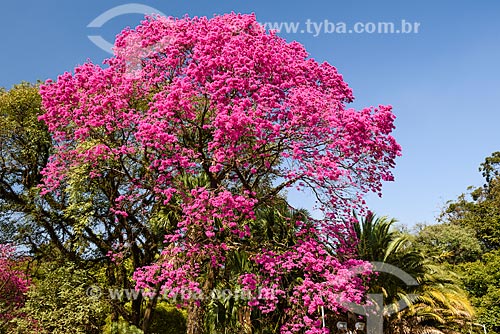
[39,13,400,333]
[0,244,30,331]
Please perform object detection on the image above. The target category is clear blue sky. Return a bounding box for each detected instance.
[2,1,500,227]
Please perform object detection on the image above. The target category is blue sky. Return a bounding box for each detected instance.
[1,1,500,227]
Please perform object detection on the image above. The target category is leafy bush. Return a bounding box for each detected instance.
[149,302,187,334]
[14,262,109,334]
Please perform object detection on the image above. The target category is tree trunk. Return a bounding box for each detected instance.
[141,286,160,333]
[131,294,143,327]
[186,265,215,334]
[238,306,252,334]
[186,301,206,334]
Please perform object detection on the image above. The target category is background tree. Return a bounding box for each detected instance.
[0,82,51,249]
[414,223,482,264]
[434,151,500,333]
[39,13,401,334]
[0,83,169,331]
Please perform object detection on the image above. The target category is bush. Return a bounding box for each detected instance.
[149,302,187,334]
[14,262,109,334]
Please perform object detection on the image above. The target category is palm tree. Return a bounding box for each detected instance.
[354,212,398,263]
[208,200,309,334]
[354,212,475,334]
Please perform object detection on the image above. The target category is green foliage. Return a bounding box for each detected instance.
[101,302,186,334]
[414,223,482,264]
[443,190,500,252]
[13,262,109,334]
[480,151,500,186]
[102,318,144,334]
[456,251,500,333]
[149,302,187,334]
